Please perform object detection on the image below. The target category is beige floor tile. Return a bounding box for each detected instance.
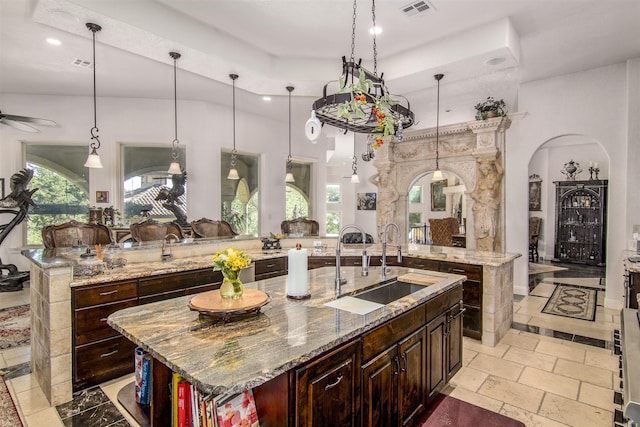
[503,346,557,372]
[513,312,532,324]
[535,339,586,363]
[4,352,31,368]
[518,330,559,343]
[553,358,613,388]
[529,283,556,298]
[477,375,544,413]
[0,354,6,370]
[579,382,616,412]
[499,331,540,351]
[15,385,52,416]
[538,393,612,427]
[560,339,612,355]
[2,345,30,360]
[468,353,524,381]
[24,406,65,427]
[447,385,504,413]
[584,350,619,372]
[7,373,39,394]
[500,403,569,427]
[449,366,488,392]
[518,366,580,399]
[462,348,478,367]
[462,339,510,358]
[0,290,30,310]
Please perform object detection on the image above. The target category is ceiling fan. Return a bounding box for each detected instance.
[0,110,57,133]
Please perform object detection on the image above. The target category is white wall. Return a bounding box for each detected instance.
[0,93,328,269]
[508,61,633,307]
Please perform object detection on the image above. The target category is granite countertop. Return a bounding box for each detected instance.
[21,239,519,287]
[107,266,465,398]
[625,250,640,273]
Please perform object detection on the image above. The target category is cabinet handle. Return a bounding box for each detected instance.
[324,373,344,391]
[324,261,333,265]
[99,290,118,296]
[401,354,407,372]
[266,263,276,268]
[100,318,108,322]
[452,268,465,273]
[415,263,425,268]
[394,356,400,376]
[100,349,119,358]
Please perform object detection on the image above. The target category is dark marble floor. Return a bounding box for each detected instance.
[529,260,606,292]
[55,386,131,427]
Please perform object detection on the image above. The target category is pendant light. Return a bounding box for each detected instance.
[83,23,103,168]
[285,86,295,183]
[432,74,444,181]
[227,74,240,180]
[350,133,360,184]
[167,52,182,175]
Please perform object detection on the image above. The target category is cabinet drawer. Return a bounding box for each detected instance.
[363,305,425,362]
[74,298,137,345]
[139,290,185,305]
[403,257,439,271]
[439,262,481,281]
[426,285,463,323]
[74,335,137,390]
[139,268,221,297]
[462,280,481,306]
[186,283,221,295]
[74,280,137,308]
[255,258,287,275]
[308,257,336,270]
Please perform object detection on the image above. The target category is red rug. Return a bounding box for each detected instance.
[418,394,525,427]
[0,376,22,427]
[0,304,30,350]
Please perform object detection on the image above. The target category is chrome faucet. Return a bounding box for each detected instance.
[161,233,180,261]
[336,225,369,295]
[382,222,403,281]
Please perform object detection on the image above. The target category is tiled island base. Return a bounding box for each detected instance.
[482,262,514,347]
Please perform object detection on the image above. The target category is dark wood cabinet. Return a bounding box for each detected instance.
[628,271,639,309]
[254,257,288,280]
[361,345,396,427]
[397,326,427,426]
[293,339,361,427]
[308,256,336,270]
[553,180,608,265]
[72,268,223,390]
[402,257,482,340]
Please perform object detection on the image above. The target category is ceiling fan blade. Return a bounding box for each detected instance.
[0,118,40,133]
[0,114,56,126]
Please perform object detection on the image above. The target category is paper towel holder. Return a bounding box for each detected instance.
[287,243,311,300]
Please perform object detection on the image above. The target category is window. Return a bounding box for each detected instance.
[24,145,90,245]
[286,186,309,219]
[122,145,187,223]
[409,185,422,204]
[221,152,260,236]
[409,212,422,227]
[326,184,340,203]
[326,211,341,236]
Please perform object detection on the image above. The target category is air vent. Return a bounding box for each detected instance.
[401,0,432,16]
[72,58,93,68]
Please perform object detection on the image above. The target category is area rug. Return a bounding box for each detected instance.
[417,394,525,427]
[0,304,30,350]
[529,263,568,275]
[0,376,22,427]
[542,277,605,289]
[542,285,597,321]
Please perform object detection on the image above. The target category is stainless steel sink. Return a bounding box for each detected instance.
[353,280,425,305]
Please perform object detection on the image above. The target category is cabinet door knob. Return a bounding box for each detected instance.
[324,373,344,391]
[394,356,400,375]
[401,354,407,372]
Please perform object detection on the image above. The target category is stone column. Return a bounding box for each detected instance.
[468,117,511,252]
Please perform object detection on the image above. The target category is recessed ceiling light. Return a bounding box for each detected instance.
[485,57,505,66]
[46,38,61,46]
[369,26,382,35]
[262,96,271,102]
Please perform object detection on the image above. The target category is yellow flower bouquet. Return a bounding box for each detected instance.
[213,247,252,298]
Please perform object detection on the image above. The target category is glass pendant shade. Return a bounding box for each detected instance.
[167,162,182,175]
[432,169,443,181]
[227,167,240,180]
[432,74,444,182]
[351,173,360,184]
[84,147,103,168]
[285,172,295,183]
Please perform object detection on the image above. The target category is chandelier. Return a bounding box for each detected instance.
[311,0,414,142]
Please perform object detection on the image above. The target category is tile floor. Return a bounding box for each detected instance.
[0,263,622,426]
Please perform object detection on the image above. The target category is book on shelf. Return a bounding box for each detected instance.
[215,390,260,427]
[177,380,191,427]
[139,354,151,406]
[134,347,144,404]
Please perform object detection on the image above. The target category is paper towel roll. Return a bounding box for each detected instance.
[287,246,310,298]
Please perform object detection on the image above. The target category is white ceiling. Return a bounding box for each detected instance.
[1,0,639,133]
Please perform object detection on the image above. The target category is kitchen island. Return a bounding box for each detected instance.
[107,266,466,426]
[21,237,519,406]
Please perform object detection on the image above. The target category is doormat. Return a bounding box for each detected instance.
[417,394,525,427]
[0,305,30,350]
[0,376,23,427]
[542,285,597,321]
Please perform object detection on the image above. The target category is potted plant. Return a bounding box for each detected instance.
[474,97,507,120]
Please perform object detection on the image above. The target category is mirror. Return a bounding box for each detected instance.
[407,171,466,245]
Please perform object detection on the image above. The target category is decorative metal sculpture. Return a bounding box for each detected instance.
[0,169,38,291]
[561,160,582,180]
[155,170,187,226]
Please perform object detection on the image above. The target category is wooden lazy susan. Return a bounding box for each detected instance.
[188,288,270,321]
